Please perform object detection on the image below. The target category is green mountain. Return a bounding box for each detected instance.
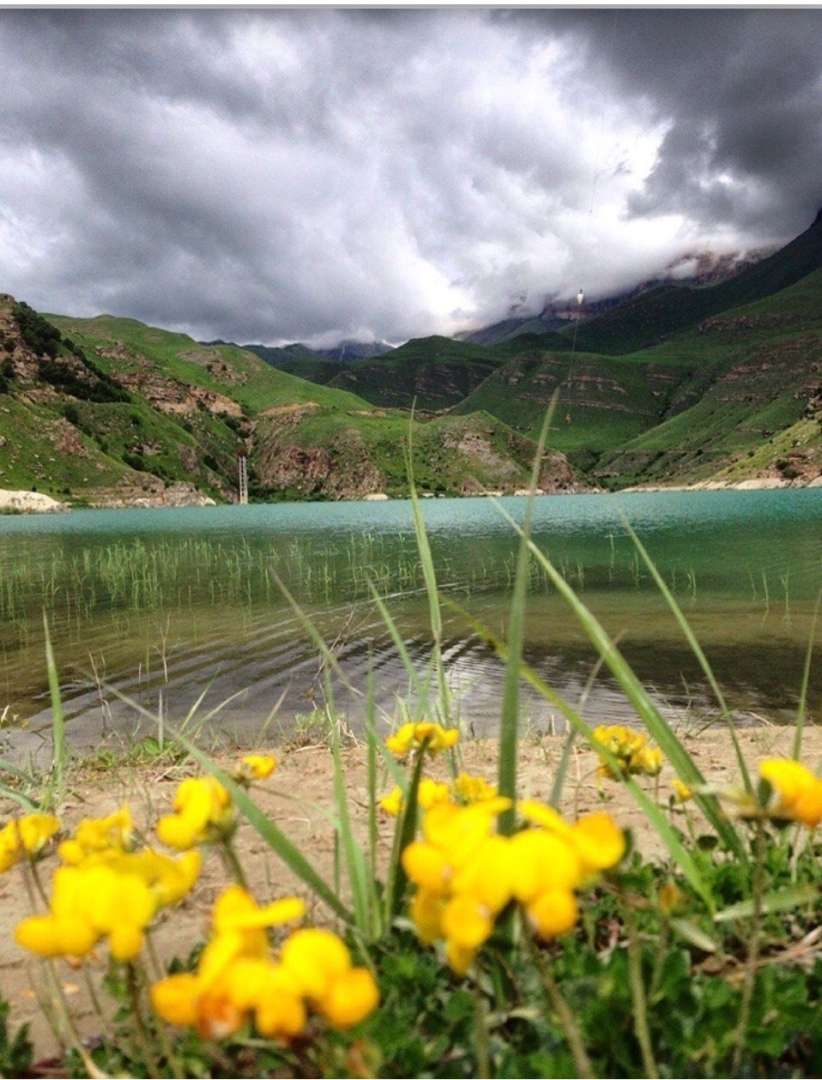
[3,212,822,505]
[0,296,576,505]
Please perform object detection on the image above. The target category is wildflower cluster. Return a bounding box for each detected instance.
[402,795,625,975]
[379,770,497,816]
[593,723,662,779]
[13,803,201,962]
[152,886,378,1040]
[5,749,381,1069]
[385,721,459,757]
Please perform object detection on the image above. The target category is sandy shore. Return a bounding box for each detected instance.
[0,488,68,513]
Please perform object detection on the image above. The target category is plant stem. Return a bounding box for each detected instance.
[472,982,491,1080]
[526,926,595,1079]
[219,836,250,890]
[125,960,162,1079]
[732,819,766,1074]
[620,891,658,1079]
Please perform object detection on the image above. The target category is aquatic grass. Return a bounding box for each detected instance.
[496,404,555,836]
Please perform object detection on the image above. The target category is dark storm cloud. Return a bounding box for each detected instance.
[0,9,820,345]
[507,8,822,235]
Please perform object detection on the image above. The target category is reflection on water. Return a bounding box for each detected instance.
[1,488,821,756]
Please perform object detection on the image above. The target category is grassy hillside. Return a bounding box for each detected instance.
[587,271,822,486]
[1,298,578,505]
[0,301,379,505]
[251,406,575,500]
[323,336,505,410]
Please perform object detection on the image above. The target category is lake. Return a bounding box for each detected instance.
[1,488,820,759]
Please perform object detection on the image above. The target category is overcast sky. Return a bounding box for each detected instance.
[1,8,821,347]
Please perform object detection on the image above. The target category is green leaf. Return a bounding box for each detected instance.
[714,882,819,922]
[669,917,719,953]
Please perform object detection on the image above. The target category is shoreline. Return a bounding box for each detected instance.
[2,474,820,515]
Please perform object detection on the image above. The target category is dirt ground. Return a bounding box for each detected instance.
[3,723,822,1066]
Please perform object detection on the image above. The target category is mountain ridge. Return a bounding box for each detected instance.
[2,212,821,505]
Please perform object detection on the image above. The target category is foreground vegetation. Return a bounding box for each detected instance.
[1,465,821,1077]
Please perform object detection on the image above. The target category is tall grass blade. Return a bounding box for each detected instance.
[42,613,67,805]
[327,702,374,935]
[170,728,354,924]
[498,403,555,835]
[793,593,820,761]
[406,452,451,726]
[364,662,380,921]
[492,505,746,860]
[714,883,818,922]
[622,520,753,794]
[0,775,39,812]
[549,651,609,809]
[366,581,426,715]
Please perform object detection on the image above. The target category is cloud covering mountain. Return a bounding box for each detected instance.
[1,8,820,346]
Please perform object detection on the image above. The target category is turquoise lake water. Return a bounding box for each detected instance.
[0,487,820,756]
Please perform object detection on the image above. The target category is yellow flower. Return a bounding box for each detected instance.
[151,886,307,1041]
[233,754,277,781]
[525,887,579,939]
[378,786,404,816]
[243,964,307,1040]
[569,812,626,877]
[671,779,693,803]
[378,778,452,817]
[121,848,202,908]
[15,848,201,963]
[211,884,304,955]
[58,805,133,864]
[156,776,234,850]
[385,721,459,756]
[593,724,662,779]
[408,888,446,945]
[279,927,379,1029]
[151,971,201,1028]
[319,966,380,1029]
[508,829,583,902]
[0,813,60,872]
[632,745,663,777]
[16,861,155,961]
[453,772,497,804]
[759,758,822,828]
[404,795,625,970]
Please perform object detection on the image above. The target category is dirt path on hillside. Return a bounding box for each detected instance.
[3,723,822,1066]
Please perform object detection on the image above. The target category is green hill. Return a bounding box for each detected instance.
[323,336,505,410]
[3,212,822,504]
[0,297,578,504]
